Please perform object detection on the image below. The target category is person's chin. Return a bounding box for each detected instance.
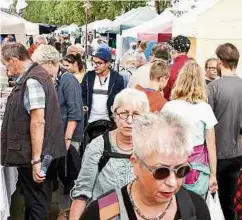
[122,128,132,136]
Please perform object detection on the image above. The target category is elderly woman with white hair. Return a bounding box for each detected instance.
[32,45,83,219]
[80,112,211,220]
[69,88,150,220]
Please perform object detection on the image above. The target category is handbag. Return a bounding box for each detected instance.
[58,144,82,188]
[206,191,225,220]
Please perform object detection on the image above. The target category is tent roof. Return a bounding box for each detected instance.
[81,19,112,33]
[1,11,39,35]
[105,6,157,33]
[172,0,241,39]
[122,9,173,38]
[196,0,242,39]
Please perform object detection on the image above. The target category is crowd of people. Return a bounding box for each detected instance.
[1,33,242,220]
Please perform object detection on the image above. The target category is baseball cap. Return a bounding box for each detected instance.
[92,43,111,62]
[168,35,191,53]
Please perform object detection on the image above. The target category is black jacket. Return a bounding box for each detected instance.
[81,69,124,120]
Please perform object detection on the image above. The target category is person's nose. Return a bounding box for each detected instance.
[165,171,177,188]
[126,114,133,124]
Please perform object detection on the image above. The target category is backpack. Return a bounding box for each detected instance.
[97,187,197,220]
[98,132,131,173]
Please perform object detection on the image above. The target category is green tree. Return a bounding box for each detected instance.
[22,0,149,26]
[154,0,172,14]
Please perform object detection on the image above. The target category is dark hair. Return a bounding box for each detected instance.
[63,53,83,72]
[54,41,61,53]
[216,43,240,70]
[205,58,217,68]
[152,44,169,61]
[1,42,30,61]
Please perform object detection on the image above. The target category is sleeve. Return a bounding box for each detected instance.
[203,103,218,129]
[70,136,104,200]
[81,73,88,107]
[118,74,125,92]
[189,191,211,220]
[80,200,99,220]
[24,78,45,113]
[207,84,215,111]
[62,76,83,121]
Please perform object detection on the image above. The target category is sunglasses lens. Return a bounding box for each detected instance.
[153,167,170,180]
[176,165,191,178]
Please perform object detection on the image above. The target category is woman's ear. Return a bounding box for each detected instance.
[130,154,139,177]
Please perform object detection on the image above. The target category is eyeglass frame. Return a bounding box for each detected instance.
[135,154,191,180]
[115,110,140,121]
[206,66,217,71]
[92,60,107,67]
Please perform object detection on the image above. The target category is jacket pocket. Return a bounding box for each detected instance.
[8,139,22,151]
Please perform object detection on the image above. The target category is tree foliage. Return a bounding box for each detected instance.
[22,0,148,26]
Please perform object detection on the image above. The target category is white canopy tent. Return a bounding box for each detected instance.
[105,6,158,34]
[1,11,39,36]
[172,0,242,73]
[122,9,174,38]
[1,11,25,43]
[81,19,112,33]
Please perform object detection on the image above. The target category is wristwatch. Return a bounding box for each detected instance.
[31,159,41,165]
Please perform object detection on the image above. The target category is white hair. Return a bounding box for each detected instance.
[112,88,150,113]
[34,35,47,45]
[32,45,59,64]
[133,111,193,160]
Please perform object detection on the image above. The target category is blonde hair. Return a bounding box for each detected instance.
[171,62,207,103]
[32,45,59,65]
[150,60,170,80]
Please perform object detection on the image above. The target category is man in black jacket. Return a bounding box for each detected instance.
[82,44,124,142]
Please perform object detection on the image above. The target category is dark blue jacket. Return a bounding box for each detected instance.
[57,69,84,142]
[81,69,124,120]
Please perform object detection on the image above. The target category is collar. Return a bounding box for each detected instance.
[15,62,34,84]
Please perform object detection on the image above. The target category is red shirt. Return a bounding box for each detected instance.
[27,44,37,56]
[163,55,188,100]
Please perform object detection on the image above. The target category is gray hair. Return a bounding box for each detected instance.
[67,44,85,56]
[31,45,59,65]
[34,35,47,45]
[133,111,193,160]
[112,88,150,113]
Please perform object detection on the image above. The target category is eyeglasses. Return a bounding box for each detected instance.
[136,155,191,180]
[206,67,217,70]
[116,111,140,120]
[92,61,106,67]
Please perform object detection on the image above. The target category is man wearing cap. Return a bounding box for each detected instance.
[82,44,124,143]
[163,35,191,100]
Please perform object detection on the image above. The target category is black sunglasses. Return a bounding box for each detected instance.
[136,155,191,180]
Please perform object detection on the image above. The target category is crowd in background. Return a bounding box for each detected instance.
[1,32,242,220]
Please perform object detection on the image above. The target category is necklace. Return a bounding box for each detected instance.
[98,75,108,86]
[128,180,173,220]
[116,132,133,152]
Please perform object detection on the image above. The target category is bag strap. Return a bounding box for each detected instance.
[98,132,131,172]
[176,187,197,220]
[98,190,120,220]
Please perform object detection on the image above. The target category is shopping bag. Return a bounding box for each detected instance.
[206,191,225,220]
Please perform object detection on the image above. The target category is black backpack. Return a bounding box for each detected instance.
[98,132,131,172]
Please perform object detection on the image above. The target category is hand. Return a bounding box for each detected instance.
[32,163,45,183]
[209,174,218,193]
[65,139,71,150]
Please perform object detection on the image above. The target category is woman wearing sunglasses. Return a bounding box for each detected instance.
[69,88,150,220]
[162,61,218,198]
[81,112,211,220]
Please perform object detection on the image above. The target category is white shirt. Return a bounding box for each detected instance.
[88,73,110,123]
[161,100,218,146]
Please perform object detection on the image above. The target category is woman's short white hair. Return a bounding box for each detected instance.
[112,88,150,113]
[34,35,47,45]
[133,111,193,160]
[32,45,59,64]
[67,44,85,56]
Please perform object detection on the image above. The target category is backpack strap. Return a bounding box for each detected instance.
[176,187,197,220]
[98,190,120,220]
[98,132,130,172]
